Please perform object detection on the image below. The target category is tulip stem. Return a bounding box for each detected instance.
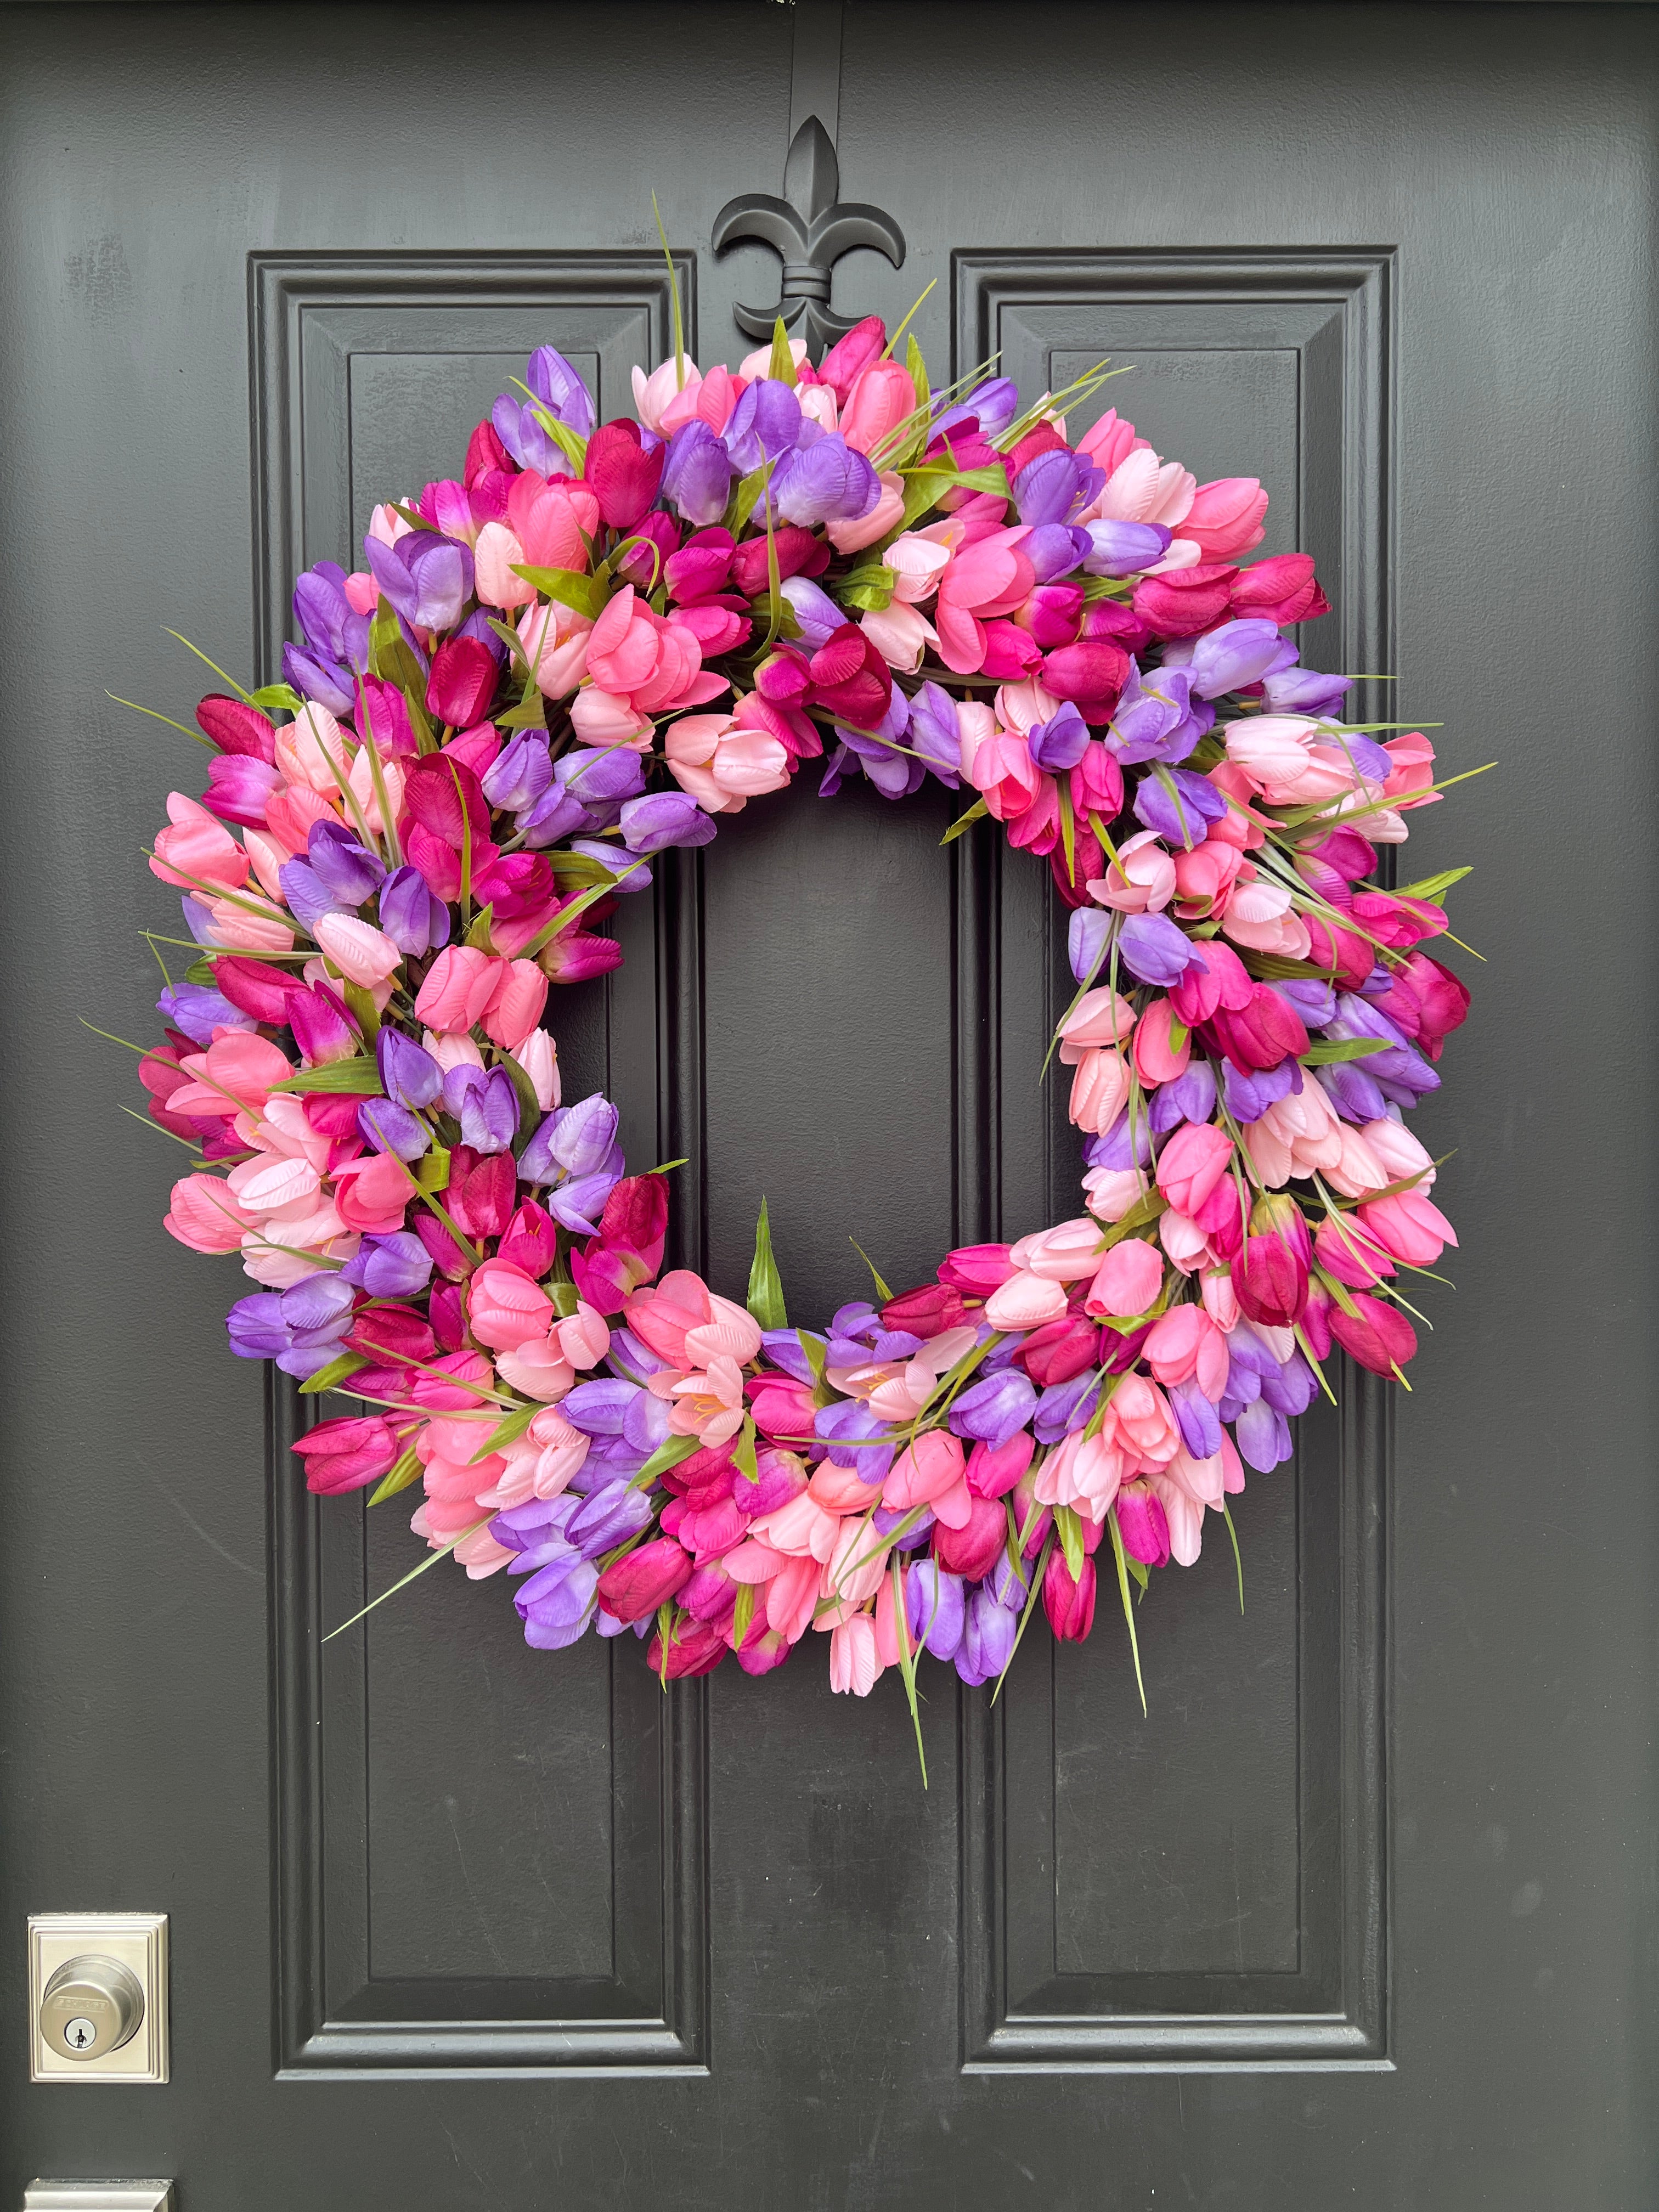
[321,1516,489,1641]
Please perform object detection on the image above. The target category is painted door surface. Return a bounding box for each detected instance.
[2,4,1654,2205]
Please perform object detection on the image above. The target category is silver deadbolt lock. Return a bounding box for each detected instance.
[40,1954,145,2061]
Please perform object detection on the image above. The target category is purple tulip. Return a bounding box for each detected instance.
[514,1554,600,1650]
[1132,766,1226,849]
[566,1477,654,1560]
[227,1272,354,1379]
[1186,617,1298,699]
[949,1370,1039,1453]
[560,745,646,807]
[1234,1397,1293,1473]
[543,1094,622,1180]
[283,641,356,716]
[1259,1351,1317,1419]
[365,532,474,633]
[1117,911,1206,986]
[546,1171,621,1236]
[340,1231,433,1299]
[1024,522,1093,582]
[1087,1107,1156,1171]
[377,865,450,957]
[292,562,359,660]
[906,681,962,786]
[905,1560,965,1661]
[1170,1376,1224,1460]
[1262,665,1352,717]
[481,729,553,814]
[1067,905,1113,983]
[618,791,718,854]
[769,433,879,526]
[933,377,1019,440]
[443,1065,519,1154]
[1148,1059,1218,1133]
[1221,1057,1300,1125]
[527,345,596,437]
[1033,1369,1101,1444]
[307,821,385,906]
[1327,994,1441,1099]
[1026,699,1091,772]
[661,420,736,527]
[356,1096,430,1161]
[1106,664,1213,766]
[1082,518,1172,577]
[779,575,847,651]
[156,981,258,1045]
[376,1028,443,1110]
[561,1379,642,1441]
[1312,1059,1390,1126]
[723,377,803,471]
[957,1586,1019,1685]
[1272,977,1339,1031]
[517,786,597,848]
[815,1400,898,1486]
[276,857,342,932]
[1013,447,1103,528]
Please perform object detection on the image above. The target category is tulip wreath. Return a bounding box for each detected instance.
[132,308,1472,1762]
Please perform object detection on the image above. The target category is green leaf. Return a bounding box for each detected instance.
[630,1433,703,1490]
[341,980,381,1039]
[1396,866,1471,902]
[768,315,798,387]
[848,1237,893,1304]
[1221,1500,1245,1613]
[368,605,427,695]
[889,1555,929,1788]
[464,902,497,953]
[746,1197,789,1331]
[731,1578,758,1652]
[732,1415,760,1485]
[1054,1503,1085,1583]
[940,795,989,845]
[727,467,769,538]
[896,461,1009,532]
[269,1056,383,1094]
[389,501,438,534]
[511,564,607,621]
[298,1351,370,1397]
[1300,1036,1390,1065]
[496,1048,543,1133]
[184,957,216,986]
[414,1142,450,1194]
[905,332,930,415]
[322,1513,490,1638]
[800,1329,835,1406]
[1107,1510,1148,1717]
[474,1404,540,1460]
[366,1445,424,1505]
[247,682,303,714]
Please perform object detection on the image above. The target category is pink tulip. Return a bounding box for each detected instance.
[467,1260,555,1350]
[275,704,353,798]
[168,1030,296,1118]
[414,944,501,1034]
[966,1430,1035,1500]
[1329,1293,1418,1376]
[516,601,592,699]
[555,1302,611,1369]
[839,359,916,453]
[1088,827,1175,914]
[313,912,402,987]
[1056,985,1137,1059]
[164,1171,255,1252]
[1085,1237,1165,1318]
[151,792,250,894]
[1172,834,1245,920]
[937,1243,1016,1294]
[1076,407,1150,477]
[933,1492,1008,1581]
[482,957,548,1051]
[883,1430,967,1513]
[1356,1190,1458,1265]
[664,1356,748,1448]
[1141,1304,1229,1397]
[934,530,1038,675]
[331,1152,413,1234]
[1181,477,1268,558]
[828,469,905,554]
[1133,998,1190,1086]
[578,586,726,735]
[1155,1122,1234,1217]
[1068,1047,1130,1134]
[663,712,791,815]
[983,1269,1067,1330]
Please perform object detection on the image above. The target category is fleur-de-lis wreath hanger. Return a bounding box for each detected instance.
[713,116,906,352]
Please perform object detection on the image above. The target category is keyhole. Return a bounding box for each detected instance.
[65,2016,98,2051]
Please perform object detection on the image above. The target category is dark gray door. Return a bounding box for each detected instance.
[3,3,1653,2204]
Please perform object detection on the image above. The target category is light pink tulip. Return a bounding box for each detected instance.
[828,1612,881,1696]
[663,712,791,814]
[313,912,402,986]
[164,1171,255,1252]
[1068,1046,1130,1134]
[1358,1116,1437,1192]
[983,1269,1068,1330]
[884,532,951,603]
[1088,827,1175,913]
[839,360,916,453]
[1091,445,1195,529]
[494,1336,576,1402]
[275,705,353,798]
[472,521,534,610]
[1085,1237,1165,1318]
[194,893,296,953]
[556,1301,612,1368]
[1142,1305,1229,1397]
[633,357,703,434]
[859,601,936,672]
[1057,985,1137,1061]
[665,1357,748,1449]
[1083,1165,1150,1223]
[1181,477,1268,558]
[516,601,592,699]
[516,1026,560,1109]
[1201,1267,1240,1331]
[1010,1217,1107,1283]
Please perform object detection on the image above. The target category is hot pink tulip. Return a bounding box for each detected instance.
[1330,1293,1418,1376]
[933,1493,1008,1581]
[1043,1549,1097,1640]
[966,1430,1035,1499]
[293,1415,403,1496]
[598,1536,693,1625]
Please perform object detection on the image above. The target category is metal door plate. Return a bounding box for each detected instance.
[24,2189,174,2211]
[27,1915,169,2084]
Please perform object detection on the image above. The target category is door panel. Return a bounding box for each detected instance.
[2,4,1654,2205]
